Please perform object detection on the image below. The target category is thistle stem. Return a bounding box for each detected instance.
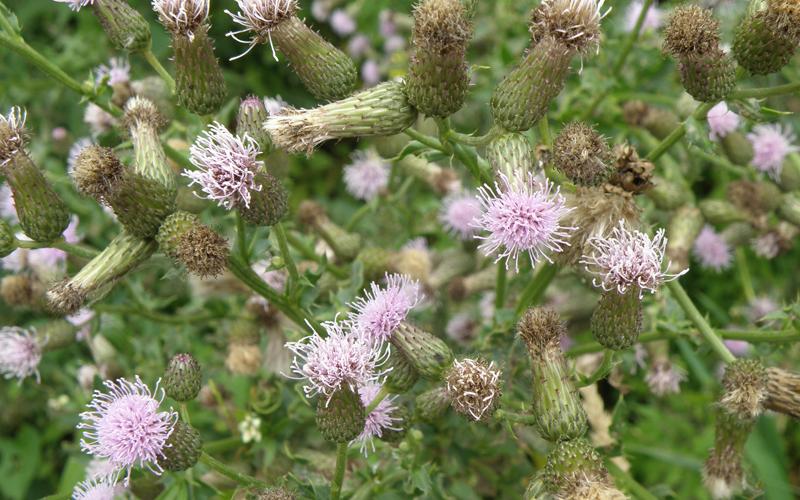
[494,264,507,312]
[15,238,99,260]
[734,248,756,302]
[494,409,536,425]
[646,102,715,161]
[665,281,736,364]
[274,222,300,287]
[142,46,176,95]
[199,451,268,488]
[515,263,559,316]
[613,0,654,77]
[284,231,348,279]
[331,443,349,500]
[730,81,800,99]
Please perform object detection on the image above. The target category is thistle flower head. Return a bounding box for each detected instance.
[53,0,94,11]
[330,9,356,37]
[440,192,481,240]
[663,5,720,57]
[693,225,732,272]
[78,376,178,484]
[354,383,402,454]
[343,149,390,201]
[707,102,740,141]
[0,107,28,167]
[473,172,574,272]
[580,220,687,297]
[747,123,798,180]
[84,104,115,136]
[285,319,387,401]
[95,58,131,87]
[445,358,502,421]
[226,0,299,59]
[645,360,685,396]
[530,0,609,53]
[185,122,263,209]
[0,326,42,383]
[349,273,422,344]
[67,137,95,175]
[71,476,120,500]
[152,0,210,39]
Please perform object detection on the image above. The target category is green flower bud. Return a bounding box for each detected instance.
[779,155,800,191]
[666,205,704,273]
[297,201,361,260]
[390,322,454,380]
[699,200,748,225]
[237,96,273,154]
[524,472,550,500]
[677,50,736,102]
[703,409,753,500]
[157,211,229,278]
[265,81,417,154]
[0,219,15,258]
[518,307,588,440]
[543,438,622,498]
[721,222,755,247]
[172,26,227,115]
[647,176,692,210]
[358,247,396,282]
[764,367,800,418]
[591,287,644,351]
[485,132,534,182]
[37,319,78,351]
[777,192,800,226]
[415,386,452,422]
[163,353,202,402]
[720,132,754,167]
[316,386,366,443]
[553,122,613,186]
[124,97,177,194]
[91,0,151,53]
[733,2,800,76]
[384,347,420,393]
[721,358,767,421]
[47,231,156,314]
[272,16,357,101]
[161,420,202,471]
[405,0,472,117]
[238,171,288,227]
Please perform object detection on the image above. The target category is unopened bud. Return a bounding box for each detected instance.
[161,420,202,471]
[777,192,800,227]
[485,132,534,182]
[415,386,452,422]
[396,154,461,195]
[384,347,419,393]
[358,247,396,282]
[157,211,229,278]
[720,132,754,166]
[666,205,704,273]
[647,176,692,210]
[37,319,78,351]
[642,107,680,140]
[720,358,767,421]
[225,343,262,376]
[677,49,736,102]
[727,180,782,218]
[91,0,151,52]
[444,358,502,422]
[394,248,432,286]
[542,438,622,499]
[237,96,273,154]
[1,274,41,308]
[591,287,644,351]
[699,200,748,225]
[733,2,800,76]
[553,122,613,186]
[238,171,289,227]
[316,386,366,443]
[390,322,454,380]
[172,26,227,115]
[164,353,202,402]
[448,265,497,301]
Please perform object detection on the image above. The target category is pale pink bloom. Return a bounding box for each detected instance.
[440,192,481,240]
[71,476,119,500]
[379,10,397,38]
[751,232,780,259]
[349,273,422,343]
[383,35,405,54]
[152,0,210,40]
[0,326,43,383]
[645,361,685,396]
[348,34,371,58]
[285,319,387,401]
[330,9,356,36]
[746,296,779,324]
[559,334,574,352]
[474,172,574,272]
[692,225,732,271]
[707,102,740,141]
[53,0,94,11]
[68,308,96,341]
[84,104,115,136]
[185,122,263,209]
[95,58,131,87]
[52,127,69,141]
[85,457,121,481]
[624,0,662,32]
[354,383,402,455]
[446,312,477,344]
[0,184,17,222]
[361,60,381,86]
[581,220,687,297]
[78,377,178,484]
[226,0,299,60]
[311,0,331,21]
[344,149,390,201]
[264,95,288,116]
[747,124,799,180]
[724,340,750,357]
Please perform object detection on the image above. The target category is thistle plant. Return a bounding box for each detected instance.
[2,1,800,498]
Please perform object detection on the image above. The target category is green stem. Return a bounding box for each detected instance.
[180,403,191,425]
[235,214,249,264]
[199,451,268,488]
[613,0,654,77]
[666,280,735,364]
[15,238,99,260]
[274,222,300,287]
[284,231,348,279]
[494,408,536,425]
[734,248,756,302]
[689,146,749,177]
[514,263,559,316]
[331,443,349,500]
[605,458,659,500]
[646,102,715,162]
[447,126,500,147]
[730,81,800,99]
[163,143,193,170]
[364,385,390,414]
[403,127,445,150]
[577,349,615,387]
[142,46,176,95]
[494,264,507,312]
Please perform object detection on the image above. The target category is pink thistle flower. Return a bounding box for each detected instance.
[724,340,750,357]
[349,273,422,344]
[379,10,397,38]
[707,102,740,141]
[85,457,121,481]
[311,0,331,21]
[78,376,178,484]
[383,35,405,54]
[52,127,69,141]
[285,319,387,401]
[354,383,402,455]
[440,192,482,240]
[747,124,799,180]
[185,122,263,210]
[348,34,371,58]
[330,9,356,36]
[692,225,732,272]
[0,107,27,168]
[53,0,94,11]
[403,237,428,252]
[751,232,780,259]
[226,0,299,60]
[645,360,685,397]
[68,138,95,175]
[473,173,574,272]
[343,149,390,201]
[0,326,43,383]
[580,220,687,297]
[95,58,131,87]
[71,476,119,500]
[152,0,210,40]
[0,184,17,222]
[624,0,662,32]
[361,60,381,86]
[83,104,115,136]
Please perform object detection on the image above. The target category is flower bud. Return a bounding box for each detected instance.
[161,420,202,471]
[518,307,588,440]
[297,201,361,260]
[238,171,289,227]
[124,98,177,194]
[316,386,366,443]
[0,219,15,258]
[37,319,78,351]
[1,108,70,242]
[405,0,472,117]
[397,154,461,194]
[591,287,643,351]
[485,132,534,182]
[91,0,152,52]
[448,265,497,301]
[678,49,736,102]
[415,386,452,421]
[264,81,417,154]
[358,247,396,282]
[172,26,227,115]
[721,358,767,421]
[47,231,156,314]
[428,248,474,290]
[163,353,202,402]
[779,156,800,191]
[444,358,502,421]
[666,205,704,273]
[699,200,748,225]
[647,176,692,210]
[777,192,800,227]
[727,180,782,218]
[721,222,755,247]
[0,275,42,308]
[390,323,454,381]
[703,409,752,500]
[733,1,800,76]
[237,96,273,154]
[553,122,613,187]
[720,131,754,166]
[542,438,623,499]
[157,211,229,278]
[384,347,419,393]
[764,367,800,418]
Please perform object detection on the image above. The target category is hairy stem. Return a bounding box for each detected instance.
[331,443,349,500]
[666,281,735,364]
[142,46,176,95]
[199,451,268,488]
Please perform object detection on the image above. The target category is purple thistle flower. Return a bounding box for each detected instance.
[330,9,356,36]
[226,0,299,60]
[379,10,397,38]
[347,34,371,58]
[53,0,94,11]
[645,360,685,397]
[747,296,779,324]
[724,340,750,358]
[706,102,740,141]
[361,60,381,86]
[95,58,131,87]
[78,376,178,484]
[751,232,780,259]
[343,149,390,201]
[747,124,799,180]
[152,0,210,40]
[185,122,263,210]
[692,225,732,272]
[71,476,119,500]
[473,173,574,272]
[0,107,27,168]
[383,36,405,54]
[354,383,402,455]
[349,273,422,344]
[85,457,121,481]
[0,326,43,383]
[440,192,482,240]
[285,319,387,401]
[580,220,687,297]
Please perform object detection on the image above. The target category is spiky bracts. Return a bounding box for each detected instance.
[390,323,454,381]
[553,121,613,187]
[316,385,366,443]
[265,81,417,154]
[542,438,624,499]
[733,0,800,75]
[157,211,229,278]
[161,420,202,471]
[764,367,800,418]
[173,25,227,115]
[517,307,588,441]
[591,286,643,351]
[662,5,734,102]
[90,0,152,52]
[405,0,473,117]
[720,359,767,421]
[485,132,535,182]
[163,353,202,402]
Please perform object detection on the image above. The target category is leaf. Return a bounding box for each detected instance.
[745,416,793,500]
[0,426,41,500]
